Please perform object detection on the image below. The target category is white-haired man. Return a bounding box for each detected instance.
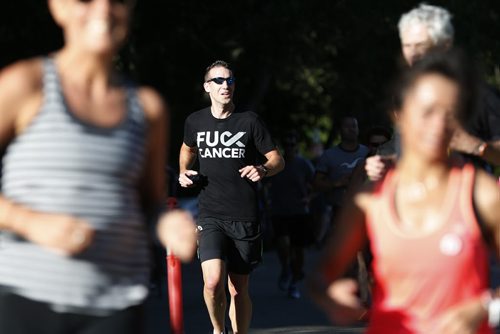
[366,3,500,180]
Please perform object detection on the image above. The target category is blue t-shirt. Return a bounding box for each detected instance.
[316,144,369,206]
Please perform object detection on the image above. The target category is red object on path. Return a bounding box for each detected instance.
[166,196,184,334]
[167,251,184,334]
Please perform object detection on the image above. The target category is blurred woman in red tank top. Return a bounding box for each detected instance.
[308,50,500,334]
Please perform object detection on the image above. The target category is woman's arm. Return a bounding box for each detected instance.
[307,188,371,324]
[0,59,95,255]
[138,87,197,262]
[473,169,500,257]
[436,169,500,332]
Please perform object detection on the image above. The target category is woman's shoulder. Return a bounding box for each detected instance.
[0,58,45,130]
[473,168,500,215]
[472,168,500,249]
[135,86,168,123]
[0,57,44,96]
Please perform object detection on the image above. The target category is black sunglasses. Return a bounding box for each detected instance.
[206,77,236,85]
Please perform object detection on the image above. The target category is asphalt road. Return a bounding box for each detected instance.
[144,247,500,334]
[144,248,366,333]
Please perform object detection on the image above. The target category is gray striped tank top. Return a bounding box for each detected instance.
[0,58,151,315]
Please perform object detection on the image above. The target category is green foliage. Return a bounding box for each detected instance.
[1,0,499,160]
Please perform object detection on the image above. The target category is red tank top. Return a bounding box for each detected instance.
[365,164,491,334]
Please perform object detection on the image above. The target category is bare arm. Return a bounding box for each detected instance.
[138,88,196,261]
[137,87,168,208]
[482,139,500,166]
[435,169,499,332]
[179,142,198,173]
[261,149,285,176]
[178,142,199,188]
[473,169,500,257]
[0,59,94,255]
[307,188,370,324]
[450,126,500,166]
[239,148,284,182]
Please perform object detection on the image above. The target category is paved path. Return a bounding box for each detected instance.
[145,248,500,333]
[144,248,366,333]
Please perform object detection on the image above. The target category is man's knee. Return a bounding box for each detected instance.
[228,274,249,297]
[202,260,225,293]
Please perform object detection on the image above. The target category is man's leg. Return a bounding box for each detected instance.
[227,273,251,334]
[226,219,261,333]
[287,216,306,298]
[272,216,291,290]
[276,235,291,289]
[290,245,304,282]
[201,259,227,334]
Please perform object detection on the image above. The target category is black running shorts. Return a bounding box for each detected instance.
[197,217,262,275]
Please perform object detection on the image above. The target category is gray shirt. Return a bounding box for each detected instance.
[0,58,151,315]
[316,144,369,206]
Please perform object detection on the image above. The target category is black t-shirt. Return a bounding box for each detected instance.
[468,84,500,141]
[183,107,276,220]
[465,84,500,170]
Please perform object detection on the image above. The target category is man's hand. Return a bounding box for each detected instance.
[450,125,482,155]
[365,155,395,181]
[239,165,266,182]
[178,170,198,188]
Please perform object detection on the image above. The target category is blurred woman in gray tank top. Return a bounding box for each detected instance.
[0,1,197,333]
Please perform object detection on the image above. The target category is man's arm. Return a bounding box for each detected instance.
[479,139,500,167]
[260,149,285,177]
[178,143,199,188]
[239,149,284,182]
[450,126,500,166]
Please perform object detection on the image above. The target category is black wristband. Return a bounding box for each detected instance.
[258,164,269,176]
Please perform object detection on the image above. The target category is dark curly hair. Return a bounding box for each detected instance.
[393,48,479,126]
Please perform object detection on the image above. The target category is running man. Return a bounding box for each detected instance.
[178,60,284,334]
[267,131,315,299]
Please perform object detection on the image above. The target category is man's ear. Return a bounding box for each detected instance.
[203,82,211,93]
[392,109,402,130]
[391,109,400,122]
[48,0,69,27]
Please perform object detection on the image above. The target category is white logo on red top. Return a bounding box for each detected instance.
[439,233,463,256]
